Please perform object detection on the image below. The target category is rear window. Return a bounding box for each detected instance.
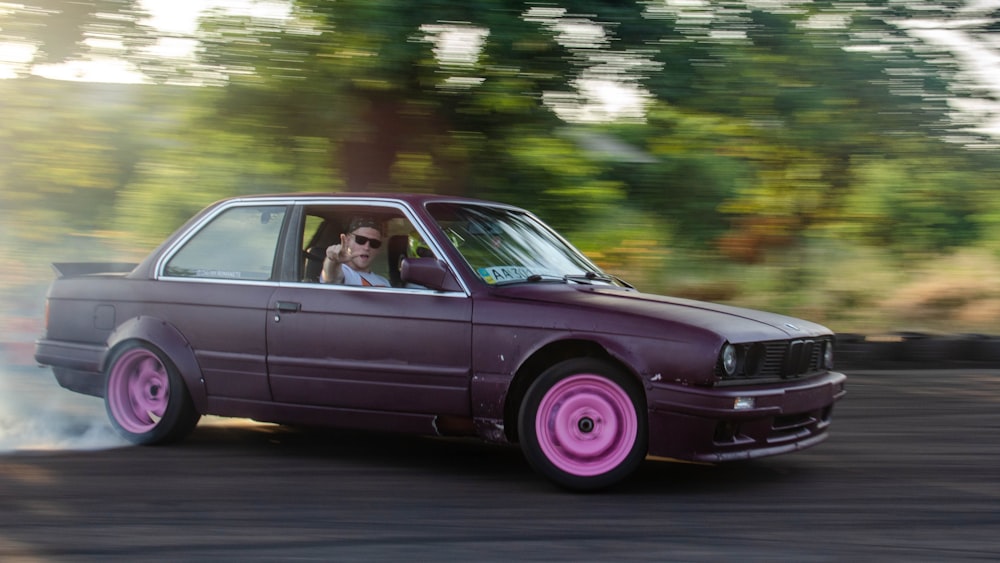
[164,206,287,280]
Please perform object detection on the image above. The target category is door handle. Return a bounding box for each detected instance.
[276,301,301,313]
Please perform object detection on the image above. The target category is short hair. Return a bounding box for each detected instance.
[346,216,380,234]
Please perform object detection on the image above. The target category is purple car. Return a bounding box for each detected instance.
[35,193,846,490]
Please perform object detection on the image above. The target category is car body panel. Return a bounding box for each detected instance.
[35,192,846,479]
[265,283,472,414]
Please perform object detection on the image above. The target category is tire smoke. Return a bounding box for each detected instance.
[0,362,127,452]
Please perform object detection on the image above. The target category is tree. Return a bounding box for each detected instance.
[192,2,576,192]
[0,78,144,237]
[4,0,998,260]
[627,3,979,260]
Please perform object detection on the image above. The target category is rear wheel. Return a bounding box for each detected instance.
[518,358,647,491]
[105,342,200,445]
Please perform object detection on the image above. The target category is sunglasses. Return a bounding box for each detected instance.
[351,233,382,249]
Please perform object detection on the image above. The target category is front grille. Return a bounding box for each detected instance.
[716,337,831,382]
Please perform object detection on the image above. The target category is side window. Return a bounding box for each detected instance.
[164,205,286,280]
[300,212,340,283]
[384,217,433,287]
[297,205,435,288]
[302,214,324,253]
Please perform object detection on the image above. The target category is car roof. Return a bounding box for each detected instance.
[216,192,512,208]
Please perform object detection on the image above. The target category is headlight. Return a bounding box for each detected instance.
[823,340,835,369]
[721,343,738,377]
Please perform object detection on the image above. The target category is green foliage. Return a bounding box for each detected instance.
[837,154,989,254]
[116,126,338,249]
[566,205,672,290]
[973,200,1000,257]
[0,78,144,237]
[0,79,337,253]
[3,1,1000,333]
[616,104,756,248]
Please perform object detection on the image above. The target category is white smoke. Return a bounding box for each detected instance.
[0,362,128,452]
[1,357,273,453]
[0,306,269,452]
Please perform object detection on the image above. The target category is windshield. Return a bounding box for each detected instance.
[427,202,624,287]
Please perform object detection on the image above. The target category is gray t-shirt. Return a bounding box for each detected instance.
[340,264,389,287]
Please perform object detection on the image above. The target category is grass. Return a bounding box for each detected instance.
[648,242,1000,335]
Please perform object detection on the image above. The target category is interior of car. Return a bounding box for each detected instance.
[300,207,430,286]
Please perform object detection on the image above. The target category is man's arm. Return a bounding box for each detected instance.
[321,235,349,284]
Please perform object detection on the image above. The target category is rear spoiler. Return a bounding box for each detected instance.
[51,262,139,278]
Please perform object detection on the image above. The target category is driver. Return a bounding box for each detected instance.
[321,217,391,287]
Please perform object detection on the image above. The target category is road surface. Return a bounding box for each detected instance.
[1,368,998,561]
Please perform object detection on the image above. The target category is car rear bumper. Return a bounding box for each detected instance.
[646,371,847,462]
[35,339,106,397]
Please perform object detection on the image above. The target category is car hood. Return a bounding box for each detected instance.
[490,283,832,343]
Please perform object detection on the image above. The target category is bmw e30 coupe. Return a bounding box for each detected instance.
[35,193,846,490]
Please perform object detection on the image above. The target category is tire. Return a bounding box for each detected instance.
[518,358,647,491]
[104,342,201,445]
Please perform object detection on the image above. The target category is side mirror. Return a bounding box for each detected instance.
[400,258,462,292]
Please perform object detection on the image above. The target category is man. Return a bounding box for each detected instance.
[321,217,391,287]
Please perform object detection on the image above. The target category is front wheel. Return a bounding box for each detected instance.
[105,342,201,445]
[518,358,647,491]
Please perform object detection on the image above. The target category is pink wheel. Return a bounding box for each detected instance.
[105,342,200,445]
[519,359,647,490]
[107,347,169,433]
[536,374,638,476]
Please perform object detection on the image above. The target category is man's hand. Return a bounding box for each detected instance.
[326,234,351,264]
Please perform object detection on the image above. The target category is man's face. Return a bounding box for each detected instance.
[346,227,382,271]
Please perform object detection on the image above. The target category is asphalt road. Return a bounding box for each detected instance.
[2,369,999,562]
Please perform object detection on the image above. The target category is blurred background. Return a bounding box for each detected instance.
[2,0,999,364]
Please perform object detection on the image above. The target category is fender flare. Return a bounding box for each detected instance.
[472,332,650,444]
[103,316,208,413]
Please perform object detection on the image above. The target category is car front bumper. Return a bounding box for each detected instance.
[646,371,847,462]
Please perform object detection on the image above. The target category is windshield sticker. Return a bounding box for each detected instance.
[478,266,533,284]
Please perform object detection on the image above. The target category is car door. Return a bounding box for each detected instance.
[265,202,473,416]
[155,203,287,402]
[265,285,473,416]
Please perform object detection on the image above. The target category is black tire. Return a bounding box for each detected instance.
[518,358,647,491]
[104,341,201,445]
